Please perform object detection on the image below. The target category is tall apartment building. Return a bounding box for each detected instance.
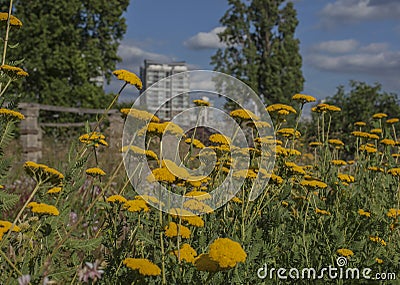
[140,60,190,125]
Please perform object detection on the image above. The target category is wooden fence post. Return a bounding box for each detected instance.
[108,111,124,150]
[19,103,42,162]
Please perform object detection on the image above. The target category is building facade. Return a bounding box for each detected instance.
[140,60,190,126]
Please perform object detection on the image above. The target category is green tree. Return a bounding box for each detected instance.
[8,0,129,108]
[211,0,304,105]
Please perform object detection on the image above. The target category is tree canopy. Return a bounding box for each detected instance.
[8,0,129,108]
[211,0,304,105]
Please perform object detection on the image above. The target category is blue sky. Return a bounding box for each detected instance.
[111,0,400,105]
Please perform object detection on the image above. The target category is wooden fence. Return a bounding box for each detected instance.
[18,103,124,161]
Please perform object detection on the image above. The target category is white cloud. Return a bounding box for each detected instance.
[184,27,226,50]
[307,51,400,75]
[312,39,359,54]
[359,42,389,53]
[117,42,173,73]
[320,0,400,24]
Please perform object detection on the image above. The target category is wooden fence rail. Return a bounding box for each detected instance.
[18,103,124,162]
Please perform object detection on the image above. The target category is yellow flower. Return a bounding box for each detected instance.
[300,180,327,189]
[358,209,371,218]
[147,167,176,184]
[392,153,400,158]
[309,141,322,147]
[380,139,395,146]
[277,128,301,138]
[165,222,191,239]
[0,108,25,120]
[123,258,161,276]
[120,108,159,122]
[370,128,382,134]
[231,196,243,204]
[369,236,386,246]
[281,201,289,207]
[292,93,316,103]
[367,166,384,173]
[233,169,257,179]
[0,13,22,27]
[209,134,231,145]
[124,199,150,212]
[113,69,142,90]
[375,258,383,264]
[249,121,272,129]
[386,118,399,124]
[23,161,64,184]
[194,253,221,272]
[311,103,341,113]
[27,202,59,216]
[193,99,210,107]
[277,109,289,116]
[351,131,370,138]
[284,161,306,175]
[86,167,106,177]
[354,121,367,127]
[388,168,400,177]
[387,208,400,218]
[169,208,204,227]
[229,109,259,121]
[173,243,197,263]
[359,144,377,153]
[106,195,127,204]
[338,173,355,183]
[121,145,158,161]
[208,238,247,269]
[315,208,331,216]
[185,138,205,149]
[183,199,213,213]
[372,113,387,119]
[139,121,184,137]
[0,65,28,77]
[255,137,281,145]
[79,132,108,147]
[328,139,344,146]
[266,104,297,114]
[337,248,354,257]
[331,160,347,166]
[367,133,380,140]
[47,186,62,194]
[0,220,21,232]
[185,191,211,200]
[135,195,164,206]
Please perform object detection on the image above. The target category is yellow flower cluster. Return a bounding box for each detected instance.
[209,134,231,145]
[207,238,247,269]
[369,236,386,246]
[370,128,382,134]
[284,161,305,175]
[113,69,143,90]
[123,258,161,276]
[120,108,159,122]
[183,199,213,213]
[24,161,64,184]
[311,103,341,113]
[185,191,211,200]
[380,139,396,146]
[106,195,127,204]
[169,208,204,227]
[0,220,21,240]
[354,121,367,127]
[165,221,191,239]
[358,209,371,218]
[139,121,184,137]
[124,199,150,213]
[315,208,331,216]
[27,202,59,216]
[309,141,322,147]
[386,118,399,124]
[173,243,197,263]
[359,144,377,153]
[387,208,400,218]
[328,139,344,146]
[0,108,25,120]
[266,104,297,114]
[233,169,257,179]
[277,128,301,138]
[121,145,158,161]
[300,180,327,189]
[337,248,354,257]
[388,168,400,177]
[0,12,22,27]
[229,109,259,121]
[338,173,355,183]
[79,132,108,147]
[193,99,210,107]
[372,113,387,119]
[47,186,62,194]
[292,93,316,103]
[331,160,347,166]
[86,167,106,177]
[0,64,28,77]
[367,166,384,172]
[185,138,205,149]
